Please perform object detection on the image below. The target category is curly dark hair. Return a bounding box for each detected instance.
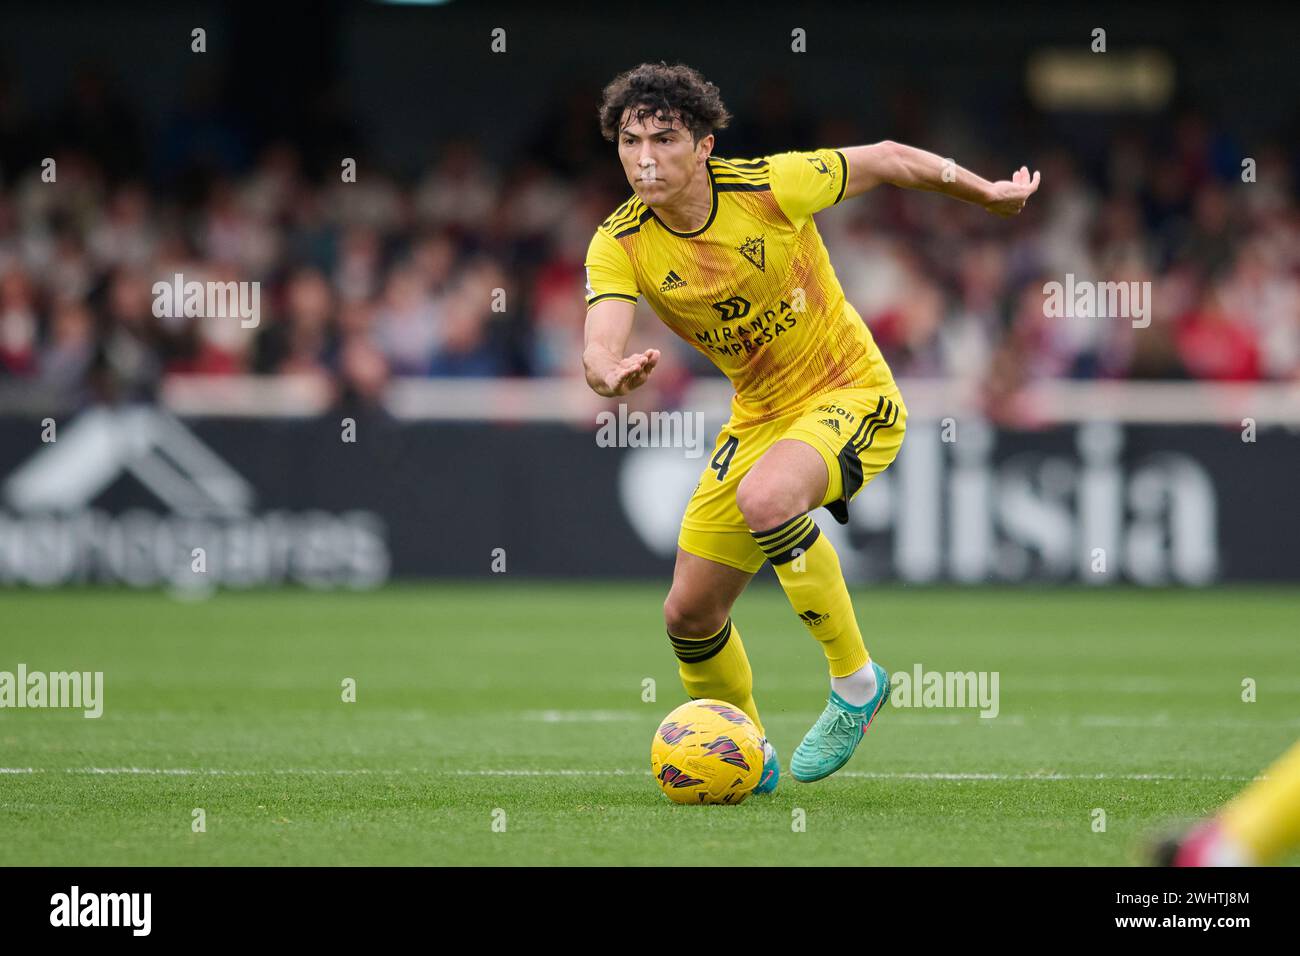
[598,62,732,144]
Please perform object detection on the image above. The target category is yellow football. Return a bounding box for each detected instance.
[650,699,764,804]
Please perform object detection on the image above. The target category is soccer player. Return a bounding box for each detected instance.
[1157,739,1300,866]
[582,63,1039,792]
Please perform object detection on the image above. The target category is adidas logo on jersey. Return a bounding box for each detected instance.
[660,270,688,291]
[818,417,841,435]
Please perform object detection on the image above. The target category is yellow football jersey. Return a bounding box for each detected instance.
[584,148,896,424]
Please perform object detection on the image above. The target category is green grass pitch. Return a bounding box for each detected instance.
[2,583,1297,866]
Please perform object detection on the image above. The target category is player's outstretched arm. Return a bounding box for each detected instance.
[839,141,1040,216]
[583,298,661,397]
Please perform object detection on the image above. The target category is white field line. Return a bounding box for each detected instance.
[525,710,642,722]
[1055,715,1300,728]
[0,767,1260,782]
[0,767,411,776]
[523,710,1300,729]
[9,709,1297,729]
[449,770,1261,782]
[779,712,1278,728]
[15,712,1300,730]
[522,710,1017,725]
[1009,678,1300,693]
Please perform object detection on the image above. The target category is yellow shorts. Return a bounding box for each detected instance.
[678,386,906,573]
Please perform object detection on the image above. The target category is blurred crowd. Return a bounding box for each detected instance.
[0,67,1297,413]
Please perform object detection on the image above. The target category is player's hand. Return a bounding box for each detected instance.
[983,167,1041,217]
[602,348,660,396]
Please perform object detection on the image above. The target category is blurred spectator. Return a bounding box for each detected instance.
[0,69,1295,418]
[428,259,509,377]
[1176,287,1261,381]
[0,267,37,374]
[40,301,95,393]
[375,265,441,375]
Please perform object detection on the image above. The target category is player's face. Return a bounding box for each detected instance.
[617,109,710,204]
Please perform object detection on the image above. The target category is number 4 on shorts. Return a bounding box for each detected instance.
[710,435,739,481]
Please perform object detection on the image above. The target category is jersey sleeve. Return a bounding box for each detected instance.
[767,148,849,225]
[583,228,640,307]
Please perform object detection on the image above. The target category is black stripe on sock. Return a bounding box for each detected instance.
[753,516,813,558]
[766,522,821,565]
[668,617,733,663]
[751,513,806,548]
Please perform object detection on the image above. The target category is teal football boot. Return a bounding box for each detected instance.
[752,737,780,795]
[790,661,890,783]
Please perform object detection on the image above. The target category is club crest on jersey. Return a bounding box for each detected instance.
[660,269,688,291]
[702,736,752,772]
[737,235,765,272]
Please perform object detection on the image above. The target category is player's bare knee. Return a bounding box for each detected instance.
[736,474,803,532]
[663,591,728,638]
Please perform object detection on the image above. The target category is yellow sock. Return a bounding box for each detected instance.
[1220,739,1300,865]
[752,514,870,678]
[668,617,764,737]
